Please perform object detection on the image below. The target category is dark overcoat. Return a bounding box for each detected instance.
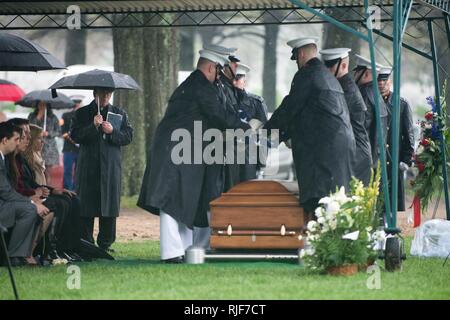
[137,70,249,228]
[265,58,355,207]
[338,73,372,185]
[71,101,133,218]
[359,81,388,167]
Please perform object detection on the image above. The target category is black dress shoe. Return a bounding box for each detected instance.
[67,252,84,262]
[162,256,184,264]
[100,247,115,254]
[38,257,53,267]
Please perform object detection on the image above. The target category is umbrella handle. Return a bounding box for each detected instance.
[43,107,47,132]
[96,96,100,115]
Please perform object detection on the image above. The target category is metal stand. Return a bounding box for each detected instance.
[185,247,301,265]
[0,223,19,300]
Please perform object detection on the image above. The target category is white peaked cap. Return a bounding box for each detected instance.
[236,63,250,76]
[203,44,237,56]
[320,48,351,61]
[378,65,393,76]
[198,49,229,67]
[287,36,319,49]
[354,54,380,71]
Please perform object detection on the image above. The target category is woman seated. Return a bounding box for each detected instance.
[7,119,83,263]
[25,124,84,262]
[4,123,53,266]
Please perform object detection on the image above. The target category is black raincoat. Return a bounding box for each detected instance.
[137,70,250,228]
[265,58,355,210]
[71,101,133,217]
[358,81,388,167]
[338,73,372,185]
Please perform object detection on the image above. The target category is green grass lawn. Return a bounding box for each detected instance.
[1,239,449,300]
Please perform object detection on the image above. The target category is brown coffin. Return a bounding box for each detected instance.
[210,180,307,250]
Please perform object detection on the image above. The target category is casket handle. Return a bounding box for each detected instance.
[227,224,232,236]
[216,230,297,236]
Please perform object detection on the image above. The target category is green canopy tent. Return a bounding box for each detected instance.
[1,0,449,269]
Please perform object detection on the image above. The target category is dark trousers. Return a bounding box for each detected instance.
[50,194,81,253]
[63,152,78,191]
[80,217,116,249]
[0,201,38,257]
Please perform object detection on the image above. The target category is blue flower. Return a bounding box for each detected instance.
[426,96,437,113]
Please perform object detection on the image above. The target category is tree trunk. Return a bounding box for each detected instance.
[263,24,279,112]
[112,27,146,196]
[322,8,361,61]
[180,29,195,71]
[143,27,180,157]
[65,29,87,65]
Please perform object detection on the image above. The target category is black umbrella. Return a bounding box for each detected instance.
[16,90,75,110]
[0,33,65,71]
[49,69,141,91]
[16,90,75,131]
[78,239,115,261]
[49,69,141,114]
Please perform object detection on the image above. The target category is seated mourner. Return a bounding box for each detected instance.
[6,119,83,263]
[0,121,50,267]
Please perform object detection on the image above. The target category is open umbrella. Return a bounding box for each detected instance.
[16,90,74,131]
[0,33,65,71]
[78,239,114,261]
[0,79,25,102]
[49,69,141,91]
[49,69,141,114]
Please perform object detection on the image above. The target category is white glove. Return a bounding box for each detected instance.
[399,162,409,172]
[248,118,263,132]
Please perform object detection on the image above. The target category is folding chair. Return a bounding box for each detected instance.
[0,223,19,300]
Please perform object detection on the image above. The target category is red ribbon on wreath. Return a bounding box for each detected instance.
[409,195,421,228]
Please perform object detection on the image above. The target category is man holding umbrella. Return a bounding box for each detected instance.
[70,88,133,253]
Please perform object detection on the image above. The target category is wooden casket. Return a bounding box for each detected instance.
[210,180,307,250]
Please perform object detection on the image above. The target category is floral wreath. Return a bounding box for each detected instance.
[410,86,448,227]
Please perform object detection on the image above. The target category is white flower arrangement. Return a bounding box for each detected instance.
[301,172,382,272]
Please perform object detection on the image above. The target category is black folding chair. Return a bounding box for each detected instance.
[0,223,19,300]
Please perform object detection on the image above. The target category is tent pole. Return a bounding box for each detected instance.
[428,19,450,221]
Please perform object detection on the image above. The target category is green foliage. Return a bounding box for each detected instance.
[120,195,139,209]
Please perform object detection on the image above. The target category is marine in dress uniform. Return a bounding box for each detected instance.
[353,54,389,168]
[320,48,372,185]
[264,37,355,215]
[377,66,414,211]
[137,49,250,263]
